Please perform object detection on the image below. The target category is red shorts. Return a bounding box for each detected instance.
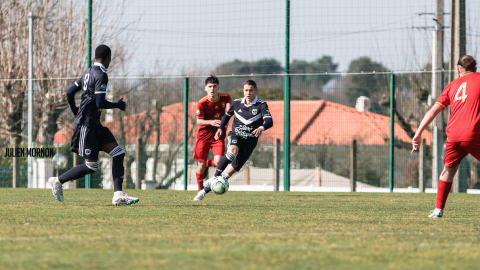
[193,138,225,161]
[444,141,480,168]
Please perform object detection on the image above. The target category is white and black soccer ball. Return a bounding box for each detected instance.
[211,176,229,195]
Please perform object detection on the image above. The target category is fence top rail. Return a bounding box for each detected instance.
[0,70,458,81]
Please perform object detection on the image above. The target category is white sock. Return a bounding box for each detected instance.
[221,171,231,179]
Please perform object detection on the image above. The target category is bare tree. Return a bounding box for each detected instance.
[0,0,133,145]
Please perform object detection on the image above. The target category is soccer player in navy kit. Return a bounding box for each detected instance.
[48,45,139,205]
[194,79,273,201]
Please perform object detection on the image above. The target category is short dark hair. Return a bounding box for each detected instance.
[205,75,219,85]
[95,45,111,61]
[458,55,477,72]
[243,79,257,89]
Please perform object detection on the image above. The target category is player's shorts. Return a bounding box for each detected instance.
[444,140,480,168]
[71,124,117,160]
[227,132,257,171]
[193,138,225,161]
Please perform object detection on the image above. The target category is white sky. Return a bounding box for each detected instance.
[97,0,480,76]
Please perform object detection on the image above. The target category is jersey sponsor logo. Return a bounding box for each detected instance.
[101,84,107,91]
[196,110,201,115]
[252,109,258,115]
[234,125,255,139]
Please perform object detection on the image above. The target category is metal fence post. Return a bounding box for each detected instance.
[87,0,92,68]
[135,137,141,190]
[12,137,19,188]
[283,0,290,192]
[283,76,290,191]
[244,166,250,185]
[73,153,77,188]
[389,73,395,192]
[84,0,93,188]
[453,158,468,193]
[419,139,426,192]
[122,156,127,191]
[183,77,189,190]
[27,12,34,188]
[273,138,280,191]
[350,139,357,192]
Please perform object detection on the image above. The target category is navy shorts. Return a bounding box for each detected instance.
[71,124,117,160]
[227,132,257,171]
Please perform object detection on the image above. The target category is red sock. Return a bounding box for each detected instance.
[206,159,215,168]
[195,173,204,190]
[436,180,453,210]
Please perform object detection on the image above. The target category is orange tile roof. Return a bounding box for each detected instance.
[54,100,431,146]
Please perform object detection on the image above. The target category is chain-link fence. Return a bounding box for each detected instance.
[4,72,478,192]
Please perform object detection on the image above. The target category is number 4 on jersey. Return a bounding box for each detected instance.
[455,82,467,102]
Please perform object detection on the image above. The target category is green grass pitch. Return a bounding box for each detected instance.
[1,189,480,269]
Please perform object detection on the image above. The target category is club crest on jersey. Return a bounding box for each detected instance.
[252,109,258,115]
[222,102,225,108]
[85,149,91,155]
[101,84,107,91]
[196,110,201,115]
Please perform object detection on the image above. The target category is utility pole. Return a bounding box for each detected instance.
[283,0,290,191]
[450,0,466,76]
[431,0,444,189]
[27,12,34,188]
[451,0,467,192]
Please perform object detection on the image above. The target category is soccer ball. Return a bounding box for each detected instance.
[211,176,229,195]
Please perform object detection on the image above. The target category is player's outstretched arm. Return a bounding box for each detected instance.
[66,82,82,116]
[95,94,126,111]
[411,104,444,153]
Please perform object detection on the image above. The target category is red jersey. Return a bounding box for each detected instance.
[436,73,480,142]
[196,93,231,140]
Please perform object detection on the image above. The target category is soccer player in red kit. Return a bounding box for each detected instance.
[194,75,231,190]
[412,55,479,218]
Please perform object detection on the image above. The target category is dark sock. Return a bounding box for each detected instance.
[214,155,234,177]
[112,153,125,192]
[114,179,123,192]
[204,187,211,193]
[59,164,95,184]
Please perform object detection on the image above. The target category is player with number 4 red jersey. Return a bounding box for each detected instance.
[193,75,231,190]
[412,55,479,218]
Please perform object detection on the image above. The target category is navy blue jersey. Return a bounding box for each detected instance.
[226,96,272,142]
[74,63,108,127]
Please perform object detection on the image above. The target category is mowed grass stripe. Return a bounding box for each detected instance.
[1,189,480,270]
